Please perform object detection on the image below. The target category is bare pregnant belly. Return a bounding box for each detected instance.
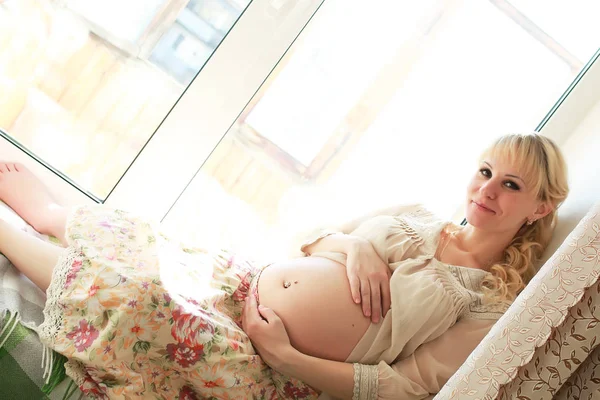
[257,256,371,362]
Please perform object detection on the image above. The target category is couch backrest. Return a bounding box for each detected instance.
[540,99,600,266]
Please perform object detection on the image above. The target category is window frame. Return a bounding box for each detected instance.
[63,0,189,57]
[102,0,326,220]
[229,1,594,183]
[0,0,597,224]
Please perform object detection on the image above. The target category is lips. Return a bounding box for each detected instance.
[472,200,495,213]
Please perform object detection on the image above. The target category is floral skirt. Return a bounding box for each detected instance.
[38,205,318,399]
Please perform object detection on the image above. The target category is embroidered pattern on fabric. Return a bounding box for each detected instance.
[394,218,424,246]
[352,363,361,400]
[464,299,511,320]
[447,264,510,320]
[364,364,379,400]
[447,264,486,292]
[397,206,444,254]
[352,363,379,400]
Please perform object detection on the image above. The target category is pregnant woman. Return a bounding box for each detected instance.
[0,133,568,399]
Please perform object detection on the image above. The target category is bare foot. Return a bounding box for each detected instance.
[0,162,66,238]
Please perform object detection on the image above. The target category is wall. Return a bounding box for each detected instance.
[541,98,600,264]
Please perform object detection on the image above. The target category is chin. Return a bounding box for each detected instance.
[465,217,497,233]
[464,204,494,228]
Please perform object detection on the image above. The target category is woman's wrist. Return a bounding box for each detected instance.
[345,234,369,253]
[305,232,363,255]
[277,346,305,376]
[275,347,356,399]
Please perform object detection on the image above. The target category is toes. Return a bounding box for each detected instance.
[0,162,24,173]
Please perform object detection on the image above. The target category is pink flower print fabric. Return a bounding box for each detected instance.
[39,205,318,399]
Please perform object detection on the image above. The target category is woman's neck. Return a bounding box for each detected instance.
[452,224,517,271]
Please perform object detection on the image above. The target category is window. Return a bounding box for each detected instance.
[0,0,250,199]
[65,0,176,55]
[159,0,600,261]
[149,0,246,84]
[1,0,597,262]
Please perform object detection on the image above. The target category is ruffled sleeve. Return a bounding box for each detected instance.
[299,229,340,256]
[297,204,424,256]
[353,318,497,399]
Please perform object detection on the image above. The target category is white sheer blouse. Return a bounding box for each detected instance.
[301,206,510,400]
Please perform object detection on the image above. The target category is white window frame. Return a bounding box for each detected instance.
[62,0,189,57]
[0,2,597,223]
[0,0,323,213]
[102,0,324,221]
[537,49,600,145]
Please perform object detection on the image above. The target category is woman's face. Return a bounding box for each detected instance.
[465,153,549,234]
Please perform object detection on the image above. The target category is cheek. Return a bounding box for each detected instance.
[466,177,479,194]
[501,199,517,216]
[501,196,530,217]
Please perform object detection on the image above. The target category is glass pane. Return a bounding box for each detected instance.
[0,0,250,198]
[163,0,598,262]
[507,0,599,62]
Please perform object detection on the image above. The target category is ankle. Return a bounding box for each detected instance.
[46,205,69,243]
[27,204,66,236]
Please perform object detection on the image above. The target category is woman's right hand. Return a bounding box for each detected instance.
[345,237,391,324]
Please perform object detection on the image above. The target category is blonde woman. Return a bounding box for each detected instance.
[0,133,568,399]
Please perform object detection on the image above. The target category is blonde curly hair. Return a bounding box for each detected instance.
[479,133,569,303]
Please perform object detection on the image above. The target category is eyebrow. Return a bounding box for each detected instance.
[483,161,526,184]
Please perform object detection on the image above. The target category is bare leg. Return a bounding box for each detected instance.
[0,218,62,292]
[0,162,70,246]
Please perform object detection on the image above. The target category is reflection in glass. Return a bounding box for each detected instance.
[163,0,599,262]
[0,0,250,198]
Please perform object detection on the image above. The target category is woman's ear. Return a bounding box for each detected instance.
[533,201,553,220]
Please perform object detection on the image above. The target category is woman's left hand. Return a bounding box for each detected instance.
[242,294,295,371]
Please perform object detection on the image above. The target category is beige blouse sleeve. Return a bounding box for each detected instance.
[352,318,497,400]
[299,230,340,256]
[298,203,423,257]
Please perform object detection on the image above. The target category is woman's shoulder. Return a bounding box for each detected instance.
[391,205,448,247]
[352,205,448,260]
[353,205,443,238]
[345,204,449,260]
[398,204,444,226]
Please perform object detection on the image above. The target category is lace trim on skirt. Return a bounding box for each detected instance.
[37,246,82,346]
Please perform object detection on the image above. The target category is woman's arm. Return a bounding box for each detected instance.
[302,232,359,256]
[277,317,497,400]
[375,318,496,399]
[328,203,421,235]
[300,204,421,256]
[244,295,496,399]
[242,294,355,398]
[279,349,355,400]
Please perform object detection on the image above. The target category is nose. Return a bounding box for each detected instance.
[479,179,498,200]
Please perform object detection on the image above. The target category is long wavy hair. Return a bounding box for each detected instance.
[479,133,569,303]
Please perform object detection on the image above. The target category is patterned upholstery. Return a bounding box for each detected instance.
[437,202,600,399]
[499,278,600,399]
